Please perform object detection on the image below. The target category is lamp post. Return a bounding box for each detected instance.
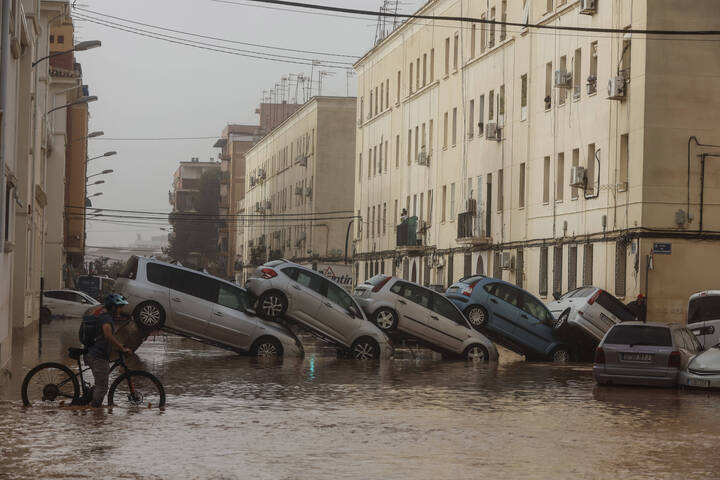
[32,40,101,68]
[86,180,105,187]
[86,151,116,163]
[46,95,97,115]
[86,169,113,181]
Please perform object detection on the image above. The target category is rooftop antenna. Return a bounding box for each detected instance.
[318,70,335,96]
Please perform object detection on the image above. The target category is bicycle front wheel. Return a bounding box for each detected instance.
[108,370,165,409]
[21,362,79,407]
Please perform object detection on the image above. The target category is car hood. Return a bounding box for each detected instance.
[690,347,720,371]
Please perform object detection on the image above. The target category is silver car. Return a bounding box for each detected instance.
[245,260,392,360]
[593,322,701,387]
[548,287,635,342]
[680,342,720,389]
[43,289,100,317]
[354,275,499,362]
[114,256,303,357]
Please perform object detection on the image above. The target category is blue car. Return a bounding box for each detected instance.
[446,276,576,362]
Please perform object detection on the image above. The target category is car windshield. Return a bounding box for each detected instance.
[604,326,672,347]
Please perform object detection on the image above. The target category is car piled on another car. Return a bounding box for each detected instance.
[114,256,303,358]
[446,276,577,362]
[354,275,498,361]
[246,260,393,360]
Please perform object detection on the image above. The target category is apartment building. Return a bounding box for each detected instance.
[354,0,720,321]
[240,96,356,283]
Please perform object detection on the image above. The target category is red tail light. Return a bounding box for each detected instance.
[462,280,480,297]
[668,351,681,368]
[372,275,392,292]
[587,290,602,305]
[260,268,277,279]
[594,346,605,364]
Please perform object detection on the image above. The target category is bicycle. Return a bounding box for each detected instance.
[21,347,166,409]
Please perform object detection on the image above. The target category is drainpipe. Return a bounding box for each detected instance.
[0,0,11,253]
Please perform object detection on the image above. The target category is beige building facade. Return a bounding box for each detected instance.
[354,0,720,322]
[240,96,356,283]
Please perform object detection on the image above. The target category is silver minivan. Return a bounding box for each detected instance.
[354,275,499,361]
[114,256,303,357]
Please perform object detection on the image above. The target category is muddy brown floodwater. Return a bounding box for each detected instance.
[1,317,720,480]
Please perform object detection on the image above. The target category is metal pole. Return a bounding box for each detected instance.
[0,0,11,252]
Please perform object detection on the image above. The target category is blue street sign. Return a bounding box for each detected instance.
[653,242,672,255]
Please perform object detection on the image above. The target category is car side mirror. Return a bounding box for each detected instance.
[552,292,561,301]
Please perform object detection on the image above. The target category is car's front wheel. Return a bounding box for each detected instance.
[257,291,288,320]
[250,337,283,357]
[133,301,166,331]
[551,347,572,363]
[372,308,398,331]
[464,344,489,362]
[351,337,381,360]
[464,305,488,328]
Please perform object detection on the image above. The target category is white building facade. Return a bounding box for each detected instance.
[354,0,720,321]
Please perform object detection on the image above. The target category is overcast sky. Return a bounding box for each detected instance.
[77,0,424,247]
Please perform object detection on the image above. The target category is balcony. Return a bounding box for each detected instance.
[396,217,425,252]
[456,211,490,245]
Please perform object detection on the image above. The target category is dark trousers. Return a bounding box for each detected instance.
[85,354,110,407]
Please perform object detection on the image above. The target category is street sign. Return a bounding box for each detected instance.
[652,242,672,255]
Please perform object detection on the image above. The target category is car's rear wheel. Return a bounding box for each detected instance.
[351,337,380,360]
[133,301,165,331]
[372,308,398,331]
[464,344,489,362]
[258,291,288,320]
[553,309,570,331]
[551,347,572,363]
[250,337,283,357]
[464,305,488,328]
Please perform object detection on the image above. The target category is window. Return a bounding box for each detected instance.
[396,134,400,168]
[688,296,720,324]
[419,192,424,221]
[516,248,524,288]
[521,293,553,324]
[415,126,419,160]
[486,174,492,235]
[543,156,551,204]
[519,163,526,208]
[493,252,502,279]
[587,143,596,195]
[50,35,55,43]
[366,207,370,238]
[377,203,382,233]
[384,140,389,172]
[498,85,505,125]
[373,146,377,176]
[480,13,487,53]
[58,34,64,44]
[296,270,325,295]
[409,62,414,94]
[589,42,598,94]
[539,247,548,296]
[380,83,384,111]
[378,144,383,174]
[489,90,495,120]
[357,210,362,238]
[422,53,427,86]
[371,206,375,237]
[421,123,427,150]
[615,241,627,297]
[394,199,398,226]
[573,48,582,99]
[546,0,553,13]
[412,195,417,217]
[545,62,553,110]
[453,33,459,71]
[392,281,431,309]
[450,183,456,218]
[471,24,476,58]
[444,37,450,76]
[468,99,475,138]
[176,271,218,303]
[619,133,629,190]
[583,243,593,286]
[442,185,447,222]
[553,246,563,296]
[397,70,401,102]
[383,203,387,235]
[386,79,390,107]
[327,283,355,312]
[416,58,421,90]
[443,112,449,148]
[146,263,175,288]
[368,148,371,178]
[520,74,528,120]
[497,169,503,212]
[500,0,507,41]
[478,95,484,135]
[559,55,568,105]
[605,326,672,347]
[218,285,247,311]
[430,49,435,82]
[432,293,466,325]
[571,148,580,199]
[369,90,373,117]
[452,107,457,146]
[568,245,577,290]
[557,152,565,201]
[489,7,496,48]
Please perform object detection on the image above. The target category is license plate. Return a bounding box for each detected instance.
[688,377,711,388]
[622,353,653,361]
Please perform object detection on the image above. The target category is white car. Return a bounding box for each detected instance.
[547,287,635,342]
[43,289,99,317]
[687,291,720,349]
[680,343,720,389]
[114,256,303,358]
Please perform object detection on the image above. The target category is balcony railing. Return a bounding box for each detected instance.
[396,217,421,247]
[457,211,486,241]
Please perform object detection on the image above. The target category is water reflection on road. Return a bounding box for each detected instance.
[1,318,720,479]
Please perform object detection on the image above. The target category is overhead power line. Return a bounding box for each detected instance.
[90,136,221,141]
[241,0,720,36]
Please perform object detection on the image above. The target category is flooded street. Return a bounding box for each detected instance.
[2,318,720,479]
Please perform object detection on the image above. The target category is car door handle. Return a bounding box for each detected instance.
[398,299,407,305]
[214,311,224,317]
[172,297,181,303]
[490,298,498,304]
[430,315,439,321]
[292,284,301,290]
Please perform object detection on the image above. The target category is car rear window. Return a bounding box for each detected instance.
[364,274,389,286]
[604,325,672,347]
[458,275,484,285]
[688,295,720,324]
[596,291,635,322]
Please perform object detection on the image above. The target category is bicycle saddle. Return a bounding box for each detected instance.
[68,347,87,360]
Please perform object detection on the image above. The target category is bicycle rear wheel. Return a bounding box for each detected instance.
[108,370,165,409]
[21,362,80,407]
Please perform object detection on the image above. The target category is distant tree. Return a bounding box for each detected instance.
[167,169,223,274]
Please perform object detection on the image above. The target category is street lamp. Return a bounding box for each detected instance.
[70,130,104,144]
[47,95,97,115]
[86,151,117,163]
[32,40,101,68]
[85,192,103,207]
[86,180,105,187]
[86,169,114,180]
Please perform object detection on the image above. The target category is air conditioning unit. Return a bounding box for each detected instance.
[304,186,312,197]
[607,76,626,100]
[501,252,515,271]
[554,70,572,89]
[466,198,477,214]
[296,155,307,167]
[570,165,587,189]
[486,122,499,140]
[579,0,597,15]
[295,186,303,195]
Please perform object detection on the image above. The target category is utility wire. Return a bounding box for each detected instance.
[66,205,354,217]
[74,6,360,59]
[91,136,221,141]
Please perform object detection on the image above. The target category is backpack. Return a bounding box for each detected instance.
[79,307,104,348]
